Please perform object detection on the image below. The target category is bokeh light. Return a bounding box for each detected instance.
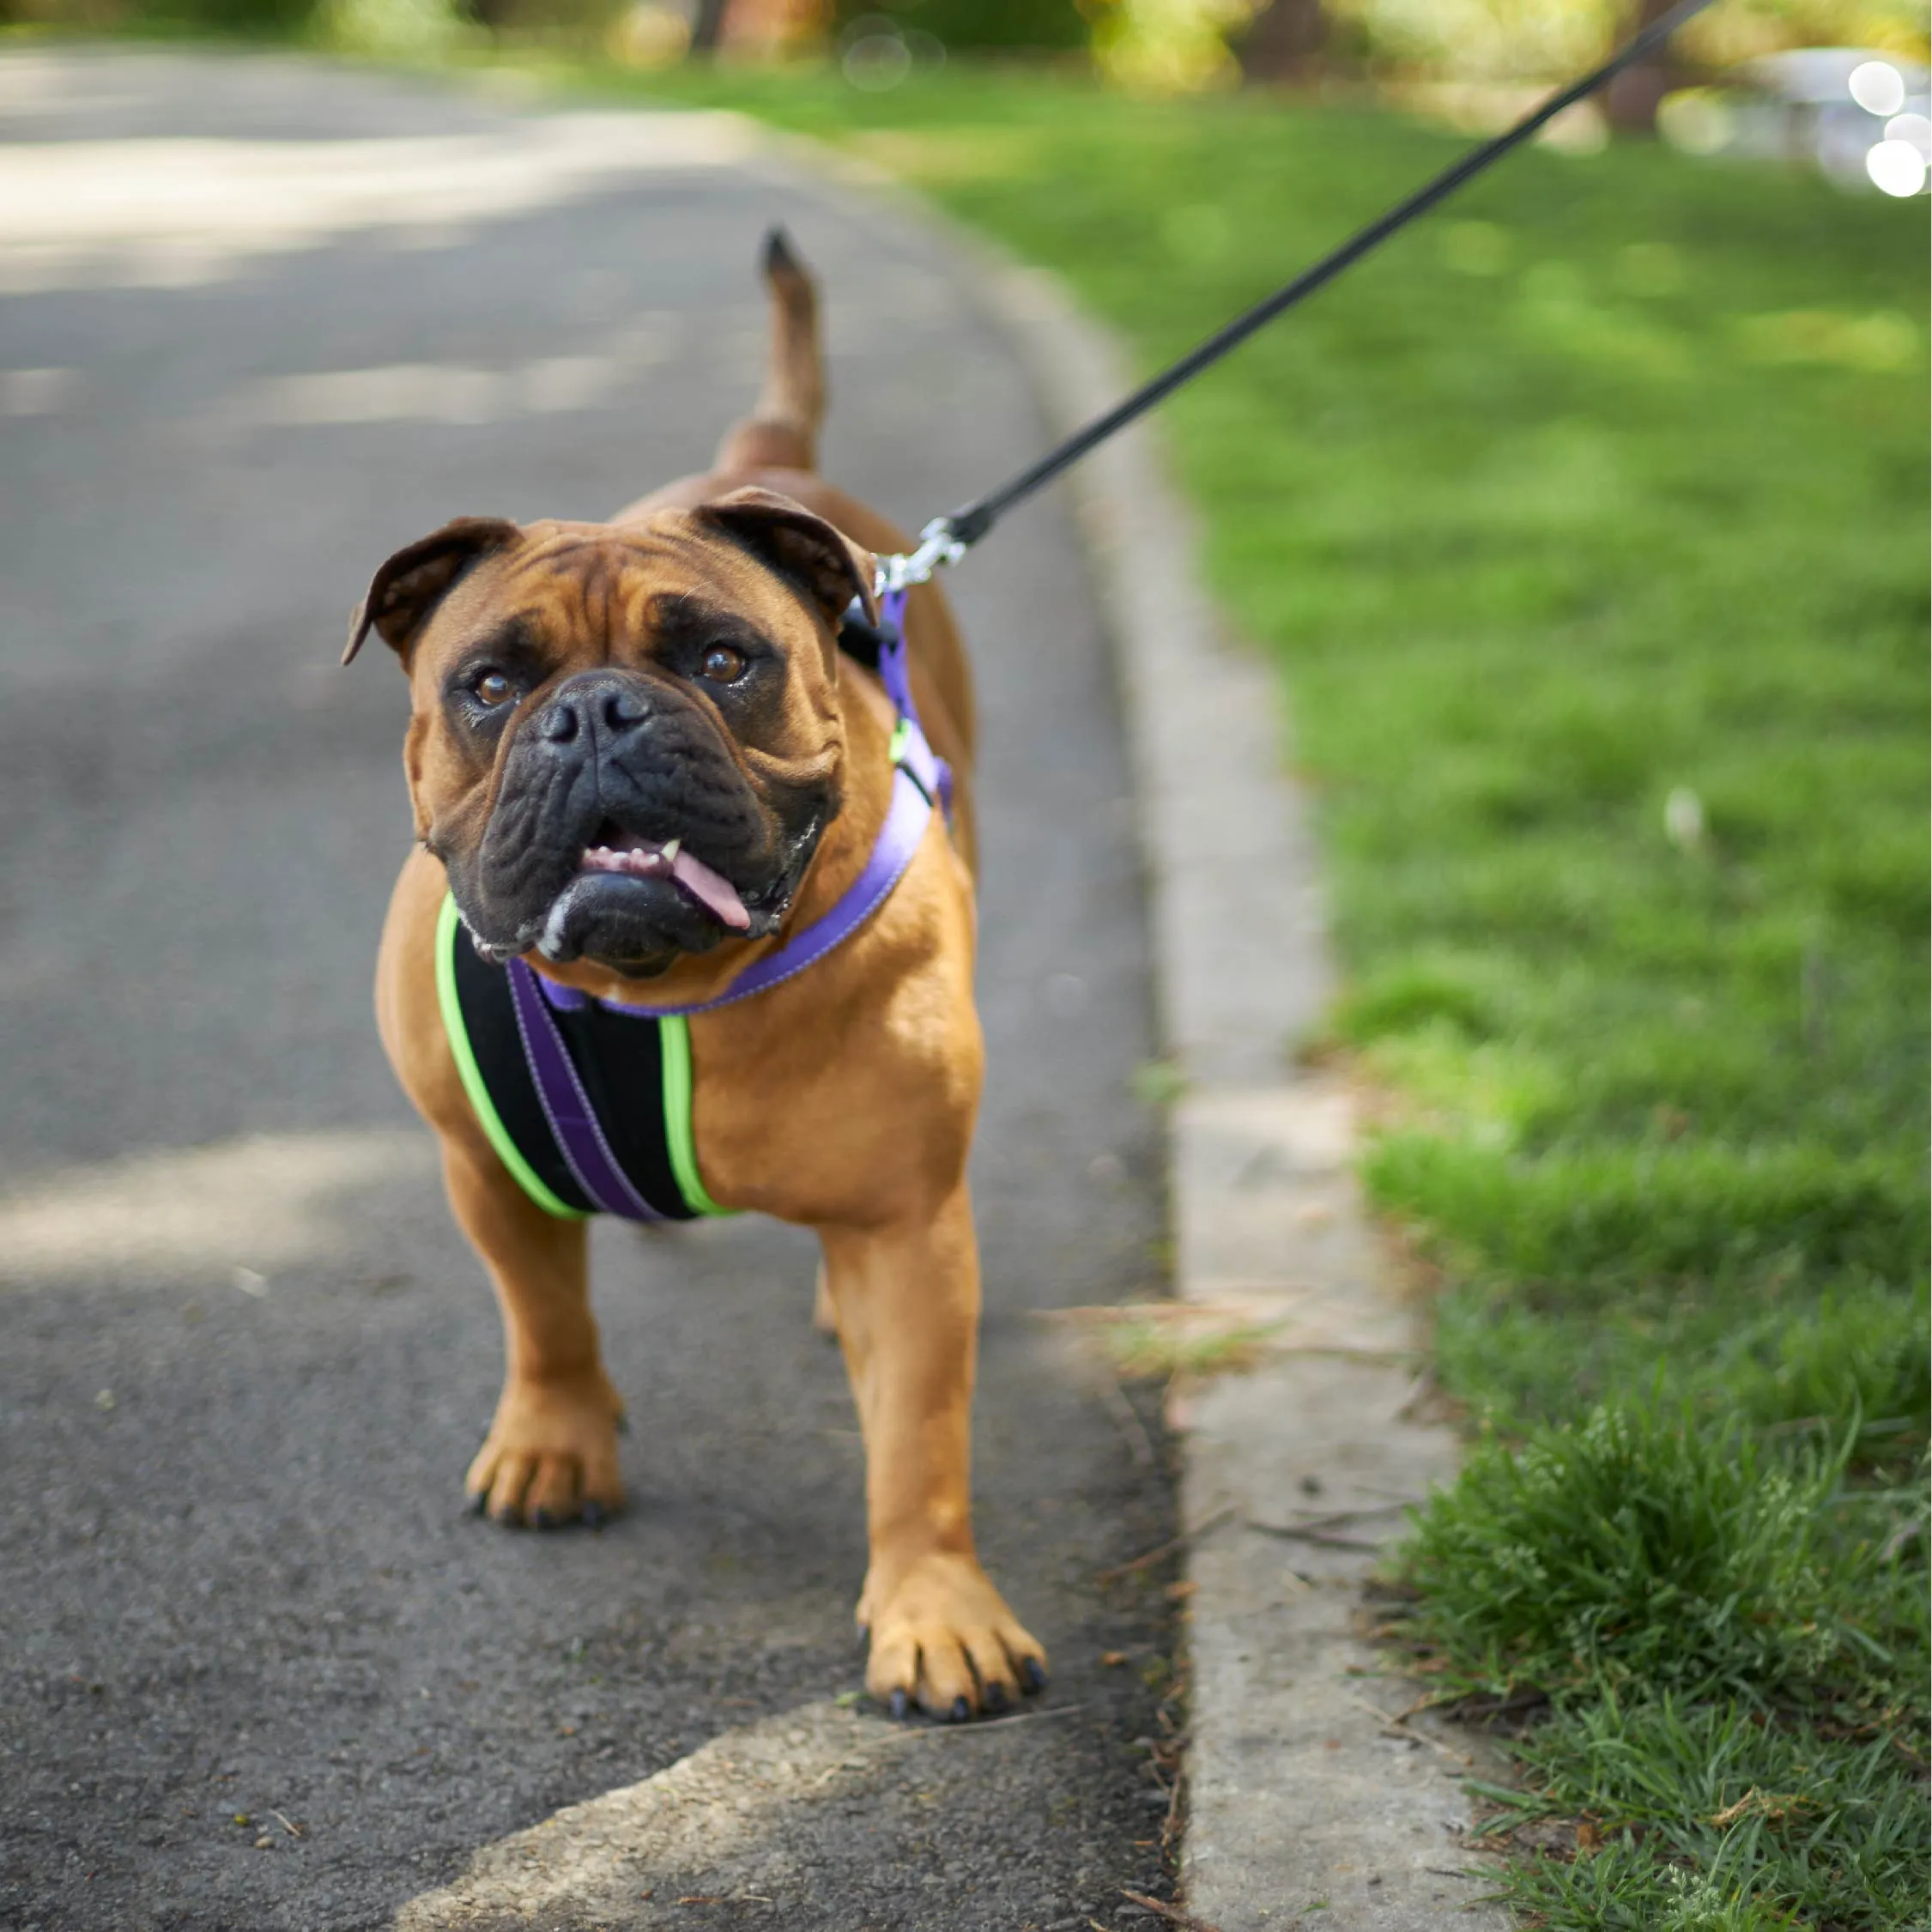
[1866,136,1929,196]
[1886,112,1932,156]
[1848,59,1907,116]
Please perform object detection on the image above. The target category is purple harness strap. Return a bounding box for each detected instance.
[507,954,667,1219]
[540,588,952,1024]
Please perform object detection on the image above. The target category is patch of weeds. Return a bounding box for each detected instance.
[1393,1399,1929,1929]
[1399,1404,1923,1708]
[1042,1302,1281,1385]
[1129,1058,1189,1109]
[1098,1307,1278,1384]
[1475,1699,1930,1929]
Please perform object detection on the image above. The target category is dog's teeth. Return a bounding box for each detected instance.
[578,839,680,876]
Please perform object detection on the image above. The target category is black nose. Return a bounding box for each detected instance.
[535,674,654,747]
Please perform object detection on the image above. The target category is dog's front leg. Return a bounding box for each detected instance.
[444,1140,625,1528]
[821,1186,1046,1717]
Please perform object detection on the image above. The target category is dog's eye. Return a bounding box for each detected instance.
[471,670,518,707]
[700,645,748,686]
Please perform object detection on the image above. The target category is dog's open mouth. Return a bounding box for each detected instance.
[578,834,751,933]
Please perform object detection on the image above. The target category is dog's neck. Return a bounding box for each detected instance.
[525,667,900,1012]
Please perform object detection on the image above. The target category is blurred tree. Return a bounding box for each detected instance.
[828,0,1088,53]
[1675,0,1928,67]
[1604,0,1687,131]
[323,0,459,48]
[1092,0,1261,88]
[1320,0,1927,85]
[691,0,730,49]
[1320,0,1614,84]
[137,0,318,29]
[1234,0,1327,81]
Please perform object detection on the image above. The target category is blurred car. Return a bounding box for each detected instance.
[1658,47,1931,197]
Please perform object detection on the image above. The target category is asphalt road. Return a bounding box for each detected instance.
[0,50,1177,1932]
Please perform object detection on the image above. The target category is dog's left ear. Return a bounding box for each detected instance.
[697,488,879,634]
[343,517,522,667]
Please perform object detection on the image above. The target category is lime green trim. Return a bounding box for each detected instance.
[659,1013,736,1217]
[887,718,911,766]
[435,893,589,1221]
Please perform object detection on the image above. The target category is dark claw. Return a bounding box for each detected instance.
[532,1508,557,1531]
[615,1410,630,1436]
[949,1696,970,1724]
[889,1689,909,1722]
[491,1506,520,1528]
[984,1681,1008,1713]
[1022,1657,1047,1693]
[464,1492,488,1517]
[581,1501,607,1531]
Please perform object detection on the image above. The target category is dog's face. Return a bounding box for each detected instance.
[348,490,875,977]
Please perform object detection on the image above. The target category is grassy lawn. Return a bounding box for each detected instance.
[549,57,1927,1925]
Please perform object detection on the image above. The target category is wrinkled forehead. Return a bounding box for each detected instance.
[415,512,815,672]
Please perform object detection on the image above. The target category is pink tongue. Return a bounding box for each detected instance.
[669,847,751,931]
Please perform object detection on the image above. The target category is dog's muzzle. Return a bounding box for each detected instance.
[462,669,790,970]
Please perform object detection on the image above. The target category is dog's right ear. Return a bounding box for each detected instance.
[343,518,521,667]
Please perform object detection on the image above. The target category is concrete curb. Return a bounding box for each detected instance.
[956,254,1515,1931]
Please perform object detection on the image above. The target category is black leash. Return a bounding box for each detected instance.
[875,0,1718,591]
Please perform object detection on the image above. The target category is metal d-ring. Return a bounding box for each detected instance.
[873,517,967,597]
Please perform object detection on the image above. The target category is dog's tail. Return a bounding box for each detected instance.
[714,227,824,475]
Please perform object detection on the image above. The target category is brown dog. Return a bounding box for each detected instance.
[346,233,1043,1720]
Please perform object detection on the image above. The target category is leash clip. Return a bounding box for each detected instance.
[874,517,966,597]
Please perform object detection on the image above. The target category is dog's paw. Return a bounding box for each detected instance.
[464,1373,625,1529]
[859,1553,1046,1719]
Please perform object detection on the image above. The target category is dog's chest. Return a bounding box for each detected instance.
[439,893,730,1224]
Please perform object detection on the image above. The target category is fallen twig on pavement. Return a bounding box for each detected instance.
[1098,1504,1236,1582]
[1245,1516,1382,1552]
[1394,1362,1438,1420]
[1118,1886,1224,1931]
[1272,1499,1410,1532]
[886,1703,1087,1741]
[1344,1692,1474,1766]
[919,1702,1086,1735]
[1093,1369,1160,1468]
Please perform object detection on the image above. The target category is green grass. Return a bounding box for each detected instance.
[1402,1406,1928,1929]
[1401,1408,1916,1709]
[506,55,1927,1924]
